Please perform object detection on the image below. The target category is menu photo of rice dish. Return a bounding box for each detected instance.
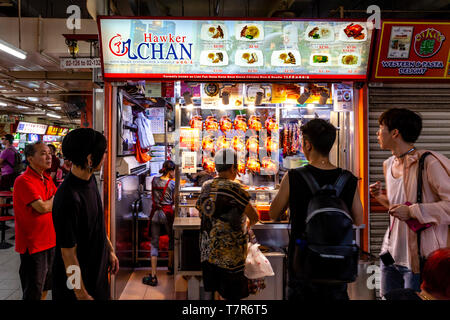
[200,50,229,66]
[235,23,264,41]
[200,24,228,41]
[304,24,335,42]
[235,49,264,67]
[309,53,331,66]
[271,50,301,67]
[338,53,361,67]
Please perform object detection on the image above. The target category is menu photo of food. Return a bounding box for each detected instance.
[200,50,229,66]
[200,24,228,41]
[309,53,332,66]
[339,22,367,42]
[338,53,361,68]
[235,49,264,67]
[304,24,334,42]
[235,23,264,41]
[271,50,301,67]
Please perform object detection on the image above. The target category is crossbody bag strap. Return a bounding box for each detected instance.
[333,169,352,198]
[416,152,431,263]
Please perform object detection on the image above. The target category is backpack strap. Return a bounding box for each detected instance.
[297,166,320,195]
[333,170,352,198]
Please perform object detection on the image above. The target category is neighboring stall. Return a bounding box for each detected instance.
[369,20,450,260]
[97,16,375,299]
[13,121,48,153]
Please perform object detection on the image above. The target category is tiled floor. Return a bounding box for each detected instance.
[0,220,22,300]
[119,268,176,300]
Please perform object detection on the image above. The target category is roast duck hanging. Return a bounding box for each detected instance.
[265,116,278,133]
[202,135,215,153]
[216,136,230,150]
[234,115,247,132]
[246,136,259,154]
[232,136,245,152]
[190,115,203,130]
[202,157,216,173]
[205,116,219,131]
[261,157,278,175]
[246,157,261,174]
[220,115,233,132]
[248,115,262,131]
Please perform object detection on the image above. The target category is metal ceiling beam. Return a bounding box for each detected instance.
[0,71,93,81]
[0,91,93,97]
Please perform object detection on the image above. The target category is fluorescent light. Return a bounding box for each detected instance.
[0,39,27,60]
[17,105,29,109]
[306,104,315,110]
[46,113,61,119]
[0,102,6,106]
[46,104,61,106]
[28,97,38,102]
[53,106,61,110]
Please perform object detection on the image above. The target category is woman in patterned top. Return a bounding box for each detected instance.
[196,148,259,300]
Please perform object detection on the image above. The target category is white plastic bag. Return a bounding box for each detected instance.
[244,243,275,279]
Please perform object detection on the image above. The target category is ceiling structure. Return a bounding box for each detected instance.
[0,0,449,125]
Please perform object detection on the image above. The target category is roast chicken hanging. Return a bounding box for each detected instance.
[237,158,246,174]
[246,136,259,154]
[202,136,215,153]
[216,136,230,150]
[190,115,203,130]
[232,136,245,152]
[265,136,279,154]
[205,116,219,131]
[202,157,215,173]
[265,116,278,133]
[246,157,261,174]
[248,115,262,131]
[234,115,247,132]
[220,115,233,132]
[261,157,278,175]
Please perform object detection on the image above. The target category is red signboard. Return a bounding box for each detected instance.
[373,21,450,80]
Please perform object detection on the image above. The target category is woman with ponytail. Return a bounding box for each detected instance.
[143,160,176,286]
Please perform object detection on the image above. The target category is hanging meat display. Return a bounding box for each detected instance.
[237,158,246,174]
[220,115,233,132]
[283,122,301,156]
[205,116,219,131]
[261,157,278,175]
[246,157,261,174]
[265,116,278,133]
[234,115,247,132]
[202,135,215,153]
[202,157,216,173]
[248,115,262,131]
[246,135,259,154]
[216,136,230,150]
[232,136,245,152]
[189,115,203,130]
[265,136,279,154]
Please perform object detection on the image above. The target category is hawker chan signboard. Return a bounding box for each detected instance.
[98,17,374,81]
[373,21,450,80]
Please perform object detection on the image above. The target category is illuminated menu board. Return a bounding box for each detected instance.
[46,126,69,136]
[99,18,373,81]
[16,122,48,135]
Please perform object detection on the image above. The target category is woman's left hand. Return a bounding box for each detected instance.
[389,204,411,221]
[109,252,120,275]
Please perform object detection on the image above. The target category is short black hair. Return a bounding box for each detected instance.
[300,119,336,156]
[62,128,106,169]
[214,148,237,173]
[24,142,46,162]
[3,134,13,144]
[378,108,422,143]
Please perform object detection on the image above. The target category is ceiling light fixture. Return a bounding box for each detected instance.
[17,105,29,109]
[28,97,38,102]
[47,113,61,119]
[0,102,7,107]
[0,39,27,60]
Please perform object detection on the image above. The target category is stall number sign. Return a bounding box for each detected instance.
[16,122,48,135]
[60,57,101,69]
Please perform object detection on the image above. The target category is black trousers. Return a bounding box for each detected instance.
[19,247,55,300]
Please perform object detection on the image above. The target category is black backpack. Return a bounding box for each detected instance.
[291,167,359,284]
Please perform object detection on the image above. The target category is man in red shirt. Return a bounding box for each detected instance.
[13,142,57,300]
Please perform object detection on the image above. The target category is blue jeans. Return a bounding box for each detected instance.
[380,260,421,297]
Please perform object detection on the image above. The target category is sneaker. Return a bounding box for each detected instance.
[149,275,158,286]
[142,275,157,286]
